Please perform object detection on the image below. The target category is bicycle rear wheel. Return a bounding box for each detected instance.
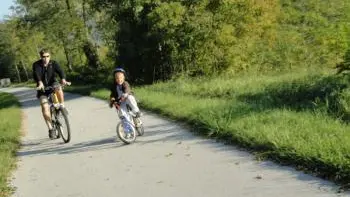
[116,122,136,144]
[133,117,144,136]
[56,108,71,143]
[50,108,60,139]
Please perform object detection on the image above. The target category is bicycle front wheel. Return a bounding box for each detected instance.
[116,122,136,144]
[56,108,71,143]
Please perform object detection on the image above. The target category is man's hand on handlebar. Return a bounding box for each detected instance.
[36,81,44,91]
[61,79,71,86]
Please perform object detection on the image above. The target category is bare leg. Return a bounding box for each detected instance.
[40,96,53,130]
[55,87,64,105]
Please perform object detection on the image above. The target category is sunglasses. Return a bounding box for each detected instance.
[41,55,50,58]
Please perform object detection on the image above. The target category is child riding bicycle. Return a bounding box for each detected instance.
[109,67,142,123]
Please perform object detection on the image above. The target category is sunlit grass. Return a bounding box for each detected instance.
[0,93,21,197]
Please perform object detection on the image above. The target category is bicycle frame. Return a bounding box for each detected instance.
[113,101,144,144]
[116,107,135,132]
[42,86,61,117]
[49,92,60,109]
[36,83,72,143]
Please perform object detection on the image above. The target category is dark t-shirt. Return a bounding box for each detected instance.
[110,81,132,101]
[32,60,65,87]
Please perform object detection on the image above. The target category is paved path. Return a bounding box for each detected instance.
[2,87,349,197]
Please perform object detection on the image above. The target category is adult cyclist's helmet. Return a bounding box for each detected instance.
[113,67,126,75]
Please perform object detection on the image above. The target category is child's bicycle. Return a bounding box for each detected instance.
[37,83,72,143]
[112,101,144,144]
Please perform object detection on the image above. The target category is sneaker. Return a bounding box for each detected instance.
[133,118,142,128]
[135,111,142,118]
[48,129,56,139]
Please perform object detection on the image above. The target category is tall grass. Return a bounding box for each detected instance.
[133,70,350,184]
[0,92,21,197]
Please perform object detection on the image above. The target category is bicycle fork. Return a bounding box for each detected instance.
[120,117,133,133]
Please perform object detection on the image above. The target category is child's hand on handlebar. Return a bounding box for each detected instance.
[114,103,121,110]
[109,97,116,108]
[119,96,127,102]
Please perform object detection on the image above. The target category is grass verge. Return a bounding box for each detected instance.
[0,92,21,197]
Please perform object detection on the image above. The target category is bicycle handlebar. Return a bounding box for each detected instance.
[36,82,71,91]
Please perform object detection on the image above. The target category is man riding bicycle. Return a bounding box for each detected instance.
[32,48,70,139]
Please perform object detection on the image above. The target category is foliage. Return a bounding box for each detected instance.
[86,0,350,83]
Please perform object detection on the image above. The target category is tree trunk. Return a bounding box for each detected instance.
[83,41,100,69]
[65,0,73,17]
[20,60,29,81]
[14,64,21,83]
[59,34,73,71]
[82,0,100,69]
[82,0,88,27]
[63,43,73,71]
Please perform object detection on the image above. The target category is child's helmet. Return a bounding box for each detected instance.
[113,67,126,75]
